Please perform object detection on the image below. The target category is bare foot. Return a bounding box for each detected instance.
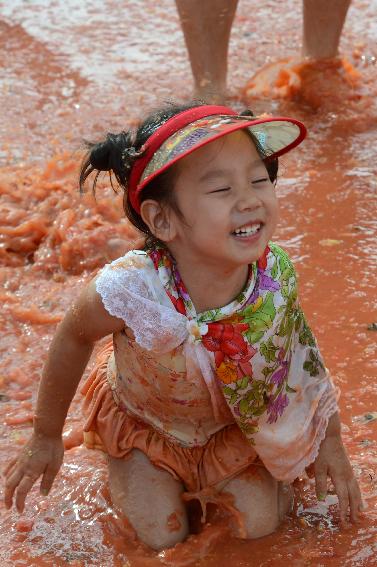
[243,57,361,109]
[193,81,227,105]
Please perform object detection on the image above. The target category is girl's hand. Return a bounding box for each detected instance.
[3,434,64,513]
[314,429,364,524]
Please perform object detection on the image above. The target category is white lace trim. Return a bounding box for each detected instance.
[95,251,229,422]
[95,251,188,353]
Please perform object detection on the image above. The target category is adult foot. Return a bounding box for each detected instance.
[193,81,227,105]
[243,57,361,110]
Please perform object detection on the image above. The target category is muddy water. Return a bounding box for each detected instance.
[0,1,376,565]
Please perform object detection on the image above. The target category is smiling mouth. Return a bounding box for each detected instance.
[232,222,262,237]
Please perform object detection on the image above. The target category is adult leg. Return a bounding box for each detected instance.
[302,0,351,59]
[175,0,238,103]
[220,465,293,539]
[108,450,189,550]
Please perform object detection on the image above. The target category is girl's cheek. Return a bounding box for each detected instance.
[275,200,280,220]
[272,193,280,218]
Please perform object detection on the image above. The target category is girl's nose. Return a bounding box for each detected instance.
[236,187,263,212]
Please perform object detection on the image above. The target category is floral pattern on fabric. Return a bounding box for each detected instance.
[148,242,327,443]
[94,241,338,480]
[201,322,256,384]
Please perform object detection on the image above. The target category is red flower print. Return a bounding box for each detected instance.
[202,323,256,382]
[257,245,270,270]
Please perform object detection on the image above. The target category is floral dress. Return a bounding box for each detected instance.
[83,242,339,484]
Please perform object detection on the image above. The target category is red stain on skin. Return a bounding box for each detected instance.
[166,511,182,532]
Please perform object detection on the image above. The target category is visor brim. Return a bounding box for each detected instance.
[138,114,306,192]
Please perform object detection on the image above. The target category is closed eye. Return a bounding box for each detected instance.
[208,187,231,194]
[252,178,269,185]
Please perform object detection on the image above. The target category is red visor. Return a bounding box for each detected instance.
[128,105,306,213]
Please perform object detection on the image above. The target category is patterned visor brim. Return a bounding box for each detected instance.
[139,115,305,189]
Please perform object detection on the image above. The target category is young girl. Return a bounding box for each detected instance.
[4,102,363,551]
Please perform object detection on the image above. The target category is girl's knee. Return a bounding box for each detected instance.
[222,466,285,539]
[108,451,189,550]
[137,509,189,550]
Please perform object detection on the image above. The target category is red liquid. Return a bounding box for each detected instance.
[1,1,376,565]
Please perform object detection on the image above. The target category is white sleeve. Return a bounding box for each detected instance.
[95,251,188,353]
[251,251,340,481]
[252,345,339,483]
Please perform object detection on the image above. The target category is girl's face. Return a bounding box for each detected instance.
[167,130,279,270]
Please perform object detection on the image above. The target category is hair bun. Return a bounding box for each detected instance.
[89,131,133,173]
[89,140,112,171]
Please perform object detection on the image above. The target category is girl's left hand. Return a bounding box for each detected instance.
[314,430,364,524]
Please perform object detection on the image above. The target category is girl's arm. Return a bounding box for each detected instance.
[3,279,124,512]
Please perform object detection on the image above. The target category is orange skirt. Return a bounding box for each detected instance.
[81,343,258,493]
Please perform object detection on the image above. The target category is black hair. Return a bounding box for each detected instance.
[79,102,279,240]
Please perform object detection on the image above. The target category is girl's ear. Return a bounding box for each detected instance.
[140,200,177,242]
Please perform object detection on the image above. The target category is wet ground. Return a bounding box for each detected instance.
[0,1,376,565]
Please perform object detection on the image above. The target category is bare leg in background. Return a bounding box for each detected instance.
[175,0,352,100]
[175,0,238,102]
[302,0,351,59]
